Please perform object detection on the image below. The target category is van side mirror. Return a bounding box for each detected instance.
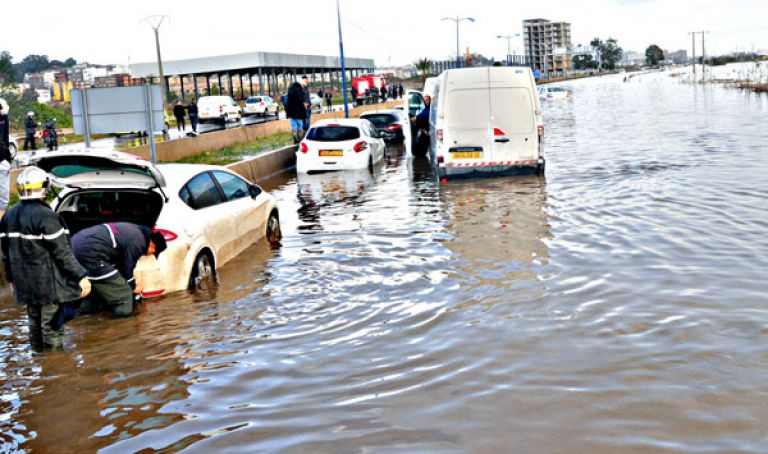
[249,184,262,198]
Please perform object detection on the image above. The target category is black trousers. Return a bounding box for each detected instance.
[176,116,186,132]
[23,133,36,150]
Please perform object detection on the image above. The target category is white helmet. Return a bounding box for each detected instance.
[17,166,50,200]
[27,111,34,116]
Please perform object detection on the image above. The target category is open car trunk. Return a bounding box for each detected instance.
[55,189,164,235]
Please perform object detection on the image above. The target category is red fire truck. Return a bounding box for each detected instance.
[351,74,387,101]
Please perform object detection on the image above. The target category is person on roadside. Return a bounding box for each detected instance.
[380,85,388,103]
[301,75,312,131]
[173,100,186,133]
[0,103,11,218]
[0,166,91,349]
[286,78,308,143]
[325,91,333,112]
[73,222,167,318]
[399,83,404,99]
[23,112,37,151]
[187,98,199,134]
[350,86,358,107]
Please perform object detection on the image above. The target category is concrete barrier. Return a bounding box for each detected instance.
[226,145,297,182]
[131,100,402,163]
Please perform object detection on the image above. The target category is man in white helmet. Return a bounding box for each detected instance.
[0,166,91,349]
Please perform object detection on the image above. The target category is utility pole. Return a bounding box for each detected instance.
[442,16,475,68]
[700,30,709,81]
[689,31,697,81]
[142,15,170,112]
[336,0,349,118]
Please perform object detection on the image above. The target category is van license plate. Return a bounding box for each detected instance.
[319,150,343,157]
[451,152,482,159]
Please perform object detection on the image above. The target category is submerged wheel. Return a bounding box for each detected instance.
[189,251,216,290]
[266,210,282,246]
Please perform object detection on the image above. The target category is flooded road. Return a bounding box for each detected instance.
[2,67,768,452]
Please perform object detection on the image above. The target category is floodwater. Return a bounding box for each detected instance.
[2,66,768,452]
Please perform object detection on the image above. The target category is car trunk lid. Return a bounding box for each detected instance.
[31,150,166,190]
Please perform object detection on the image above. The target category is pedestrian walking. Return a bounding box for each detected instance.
[286,79,308,143]
[74,222,167,318]
[0,166,91,349]
[23,112,37,151]
[173,101,186,133]
[0,103,11,218]
[301,75,312,131]
[187,98,199,134]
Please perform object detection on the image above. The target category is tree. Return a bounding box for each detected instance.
[64,57,77,67]
[645,45,665,66]
[0,51,15,86]
[413,58,433,81]
[590,37,623,70]
[573,54,598,70]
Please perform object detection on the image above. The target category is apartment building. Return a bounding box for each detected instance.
[523,18,573,76]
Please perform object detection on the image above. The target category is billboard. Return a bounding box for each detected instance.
[71,85,164,135]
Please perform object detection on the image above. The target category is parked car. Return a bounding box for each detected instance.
[407,66,545,179]
[243,96,278,117]
[297,118,386,173]
[198,95,242,124]
[359,110,406,143]
[30,150,281,296]
[538,86,570,100]
[309,94,324,112]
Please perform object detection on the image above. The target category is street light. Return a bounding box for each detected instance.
[336,0,350,118]
[442,16,475,68]
[497,33,521,66]
[141,15,169,111]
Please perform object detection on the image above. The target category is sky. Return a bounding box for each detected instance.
[2,0,767,68]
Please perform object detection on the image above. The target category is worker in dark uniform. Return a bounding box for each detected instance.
[0,166,91,349]
[73,222,167,317]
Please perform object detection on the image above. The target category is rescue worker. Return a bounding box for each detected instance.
[0,166,91,349]
[73,222,167,317]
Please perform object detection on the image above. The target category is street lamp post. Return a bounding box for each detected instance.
[141,15,169,111]
[497,33,521,66]
[336,0,350,118]
[442,16,475,68]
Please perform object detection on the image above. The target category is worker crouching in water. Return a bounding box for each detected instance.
[73,222,167,317]
[0,166,92,349]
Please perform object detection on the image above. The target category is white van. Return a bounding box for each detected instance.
[198,95,242,124]
[406,67,545,179]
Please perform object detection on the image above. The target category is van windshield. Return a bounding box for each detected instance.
[306,126,360,142]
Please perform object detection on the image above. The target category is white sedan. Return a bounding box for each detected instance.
[243,96,278,117]
[297,118,386,173]
[31,150,282,296]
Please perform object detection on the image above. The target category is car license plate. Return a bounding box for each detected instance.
[319,150,343,157]
[450,152,482,159]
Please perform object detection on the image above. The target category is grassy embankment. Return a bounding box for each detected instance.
[176,131,294,166]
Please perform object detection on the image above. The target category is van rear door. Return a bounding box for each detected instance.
[443,72,491,166]
[488,72,538,163]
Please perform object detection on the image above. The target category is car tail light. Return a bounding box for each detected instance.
[386,124,402,131]
[436,129,443,144]
[538,125,544,143]
[300,142,308,153]
[437,155,444,164]
[493,127,506,136]
[153,228,178,242]
[219,106,223,113]
[260,102,265,106]
[353,141,368,153]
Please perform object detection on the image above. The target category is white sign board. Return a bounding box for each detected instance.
[71,85,164,135]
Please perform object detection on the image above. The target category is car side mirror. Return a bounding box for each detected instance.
[249,184,262,198]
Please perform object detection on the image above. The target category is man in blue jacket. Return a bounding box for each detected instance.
[73,222,167,317]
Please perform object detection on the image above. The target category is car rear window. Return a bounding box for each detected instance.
[361,114,396,127]
[246,97,262,103]
[306,126,360,142]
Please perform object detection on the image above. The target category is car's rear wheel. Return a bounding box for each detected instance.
[266,210,282,246]
[8,143,17,160]
[189,251,216,290]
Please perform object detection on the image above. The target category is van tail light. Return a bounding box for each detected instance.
[353,141,368,153]
[538,125,544,143]
[493,127,506,137]
[437,155,444,164]
[436,129,443,144]
[300,142,308,153]
[153,228,178,242]
[219,106,223,113]
[386,124,402,131]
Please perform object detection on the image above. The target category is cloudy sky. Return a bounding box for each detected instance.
[3,0,767,67]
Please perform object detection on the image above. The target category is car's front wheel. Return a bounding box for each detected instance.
[266,210,282,246]
[189,251,216,290]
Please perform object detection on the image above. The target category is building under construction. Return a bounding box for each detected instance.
[523,19,573,77]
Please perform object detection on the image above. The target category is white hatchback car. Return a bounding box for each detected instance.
[243,96,278,117]
[297,119,386,173]
[198,95,242,124]
[31,150,281,296]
